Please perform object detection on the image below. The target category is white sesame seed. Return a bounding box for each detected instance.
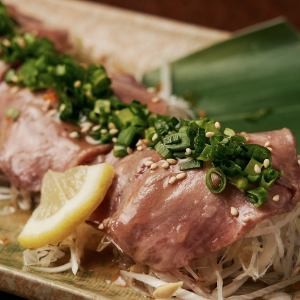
[168,176,177,184]
[136,139,143,146]
[150,163,158,170]
[127,147,133,154]
[263,159,270,168]
[254,164,261,174]
[69,131,79,139]
[145,160,153,167]
[147,87,156,93]
[176,172,187,180]
[167,158,177,165]
[112,137,117,143]
[92,125,101,131]
[108,122,116,129]
[151,96,160,103]
[137,145,143,151]
[161,161,170,169]
[230,207,239,217]
[2,39,10,47]
[85,136,101,145]
[205,131,215,138]
[214,121,221,129]
[16,37,25,48]
[267,147,273,152]
[272,194,280,202]
[74,80,81,88]
[298,159,300,166]
[59,104,66,113]
[98,223,104,230]
[109,128,118,135]
[100,128,108,134]
[264,141,271,147]
[152,133,158,142]
[80,121,92,133]
[185,148,192,155]
[11,75,18,83]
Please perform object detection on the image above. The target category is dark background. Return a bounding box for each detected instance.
[89,0,300,31]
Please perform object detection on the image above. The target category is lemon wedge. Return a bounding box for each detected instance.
[18,164,114,249]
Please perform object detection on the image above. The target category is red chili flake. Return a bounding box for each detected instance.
[43,89,58,105]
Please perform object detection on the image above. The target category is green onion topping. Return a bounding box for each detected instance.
[0,1,281,207]
[206,167,227,193]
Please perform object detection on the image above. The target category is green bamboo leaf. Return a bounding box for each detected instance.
[143,19,300,148]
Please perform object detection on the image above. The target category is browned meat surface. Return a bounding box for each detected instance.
[0,83,112,191]
[7,5,71,52]
[90,128,300,271]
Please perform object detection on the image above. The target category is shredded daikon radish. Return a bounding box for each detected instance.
[159,61,194,119]
[215,270,223,300]
[96,235,111,252]
[23,245,65,267]
[120,271,208,300]
[227,275,300,300]
[28,262,72,273]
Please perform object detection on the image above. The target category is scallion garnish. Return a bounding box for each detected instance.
[180,160,203,171]
[247,187,268,207]
[0,1,281,207]
[206,168,227,193]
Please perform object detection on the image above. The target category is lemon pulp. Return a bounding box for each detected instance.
[18,163,114,249]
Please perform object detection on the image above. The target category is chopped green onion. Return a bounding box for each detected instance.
[145,127,156,143]
[117,108,134,125]
[154,119,169,136]
[117,126,141,146]
[180,159,203,171]
[172,151,186,159]
[224,128,235,137]
[247,187,267,207]
[229,176,249,191]
[205,121,220,134]
[113,144,128,157]
[245,144,271,162]
[165,133,190,151]
[155,142,173,158]
[261,168,280,189]
[244,158,262,176]
[163,133,182,145]
[94,100,111,114]
[219,160,242,177]
[206,167,227,193]
[0,1,282,206]
[197,144,213,161]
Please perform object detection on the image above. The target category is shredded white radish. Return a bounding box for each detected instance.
[28,262,72,273]
[227,275,300,300]
[120,271,208,300]
[23,246,65,267]
[159,61,194,119]
[215,270,223,300]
